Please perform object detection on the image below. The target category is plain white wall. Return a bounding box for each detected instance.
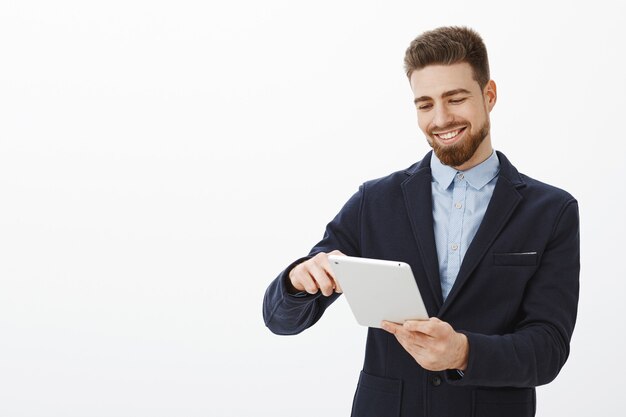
[0,0,623,415]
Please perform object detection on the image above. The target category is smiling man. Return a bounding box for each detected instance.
[263,26,580,417]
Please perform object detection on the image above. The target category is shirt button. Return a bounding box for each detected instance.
[455,202,463,209]
[451,243,459,251]
[457,173,464,180]
[431,375,442,386]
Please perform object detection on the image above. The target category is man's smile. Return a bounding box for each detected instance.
[433,126,467,144]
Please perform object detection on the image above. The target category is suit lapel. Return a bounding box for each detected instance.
[439,152,524,315]
[401,154,444,310]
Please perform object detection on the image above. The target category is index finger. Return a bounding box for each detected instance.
[403,319,435,335]
[321,252,344,293]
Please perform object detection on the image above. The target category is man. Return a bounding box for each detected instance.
[263,26,579,417]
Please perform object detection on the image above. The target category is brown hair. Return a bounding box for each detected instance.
[404,26,490,88]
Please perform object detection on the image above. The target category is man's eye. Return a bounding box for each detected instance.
[418,104,432,110]
[449,98,466,104]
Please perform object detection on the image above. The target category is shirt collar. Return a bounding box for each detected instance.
[430,150,500,190]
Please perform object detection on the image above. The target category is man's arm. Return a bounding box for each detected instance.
[262,187,363,335]
[455,200,580,387]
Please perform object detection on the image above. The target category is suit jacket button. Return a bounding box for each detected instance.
[431,375,442,386]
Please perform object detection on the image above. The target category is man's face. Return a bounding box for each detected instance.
[409,62,496,170]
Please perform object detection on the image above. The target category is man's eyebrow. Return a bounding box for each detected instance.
[413,88,472,104]
[442,88,471,98]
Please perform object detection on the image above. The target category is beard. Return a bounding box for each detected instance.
[427,118,490,167]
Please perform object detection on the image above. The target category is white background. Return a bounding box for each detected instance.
[0,1,623,416]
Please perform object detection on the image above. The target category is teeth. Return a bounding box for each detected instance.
[437,129,461,140]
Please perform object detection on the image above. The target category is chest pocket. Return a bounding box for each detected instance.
[493,252,537,266]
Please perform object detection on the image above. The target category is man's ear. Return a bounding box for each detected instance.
[484,80,497,111]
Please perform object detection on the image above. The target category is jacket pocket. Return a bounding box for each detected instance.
[493,252,537,266]
[351,371,402,417]
[472,387,535,417]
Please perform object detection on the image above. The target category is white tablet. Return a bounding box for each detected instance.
[328,255,429,328]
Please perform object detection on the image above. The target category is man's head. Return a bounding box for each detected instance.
[404,27,496,170]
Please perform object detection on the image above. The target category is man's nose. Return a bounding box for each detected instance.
[432,105,454,128]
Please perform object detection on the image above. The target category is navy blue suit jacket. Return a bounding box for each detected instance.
[263,151,580,417]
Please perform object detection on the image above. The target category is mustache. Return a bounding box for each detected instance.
[428,123,467,135]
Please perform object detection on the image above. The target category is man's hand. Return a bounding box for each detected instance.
[287,250,345,296]
[381,317,469,372]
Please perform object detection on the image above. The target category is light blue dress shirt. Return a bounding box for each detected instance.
[430,151,500,300]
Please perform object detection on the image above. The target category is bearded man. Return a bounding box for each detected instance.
[263,26,580,417]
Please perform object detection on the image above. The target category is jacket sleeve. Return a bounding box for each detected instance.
[448,199,580,387]
[262,186,364,335]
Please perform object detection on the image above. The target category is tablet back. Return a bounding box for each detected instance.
[328,255,429,328]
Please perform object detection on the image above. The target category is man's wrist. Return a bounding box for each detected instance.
[285,276,300,294]
[455,332,469,371]
[285,268,306,295]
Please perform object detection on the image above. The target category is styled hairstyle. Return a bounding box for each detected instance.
[404,26,490,89]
